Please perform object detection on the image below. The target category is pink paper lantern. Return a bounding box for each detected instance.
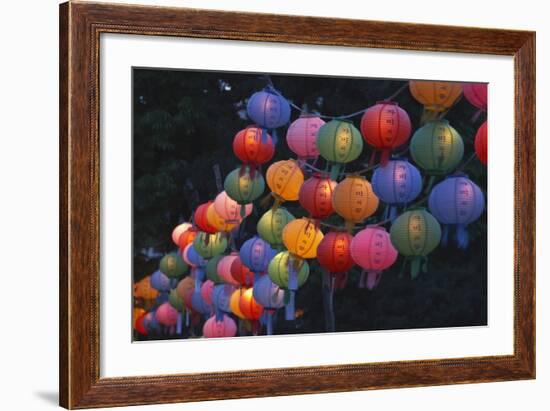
[286,114,325,159]
[463,83,488,111]
[214,191,253,224]
[200,279,215,306]
[171,222,192,246]
[350,226,398,290]
[202,314,237,338]
[155,302,179,326]
[217,253,240,286]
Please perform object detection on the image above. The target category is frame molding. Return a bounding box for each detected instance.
[59,1,535,408]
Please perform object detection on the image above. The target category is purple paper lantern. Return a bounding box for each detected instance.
[239,236,277,281]
[247,86,291,130]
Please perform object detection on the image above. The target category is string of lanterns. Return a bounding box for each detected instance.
[133,79,488,339]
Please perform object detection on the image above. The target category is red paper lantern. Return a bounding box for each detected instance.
[360,101,411,165]
[233,126,275,165]
[298,174,337,219]
[178,228,198,250]
[316,231,355,273]
[134,312,148,335]
[475,121,487,165]
[463,83,488,111]
[230,256,256,287]
[194,201,218,234]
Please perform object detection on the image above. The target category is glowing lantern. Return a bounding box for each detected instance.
[230,289,247,320]
[475,121,488,165]
[200,279,215,306]
[238,287,264,321]
[371,159,422,220]
[332,176,379,231]
[134,307,146,325]
[192,231,228,259]
[298,174,337,220]
[224,166,266,205]
[428,174,485,249]
[317,231,354,274]
[360,101,412,165]
[150,270,171,292]
[282,217,324,260]
[230,256,255,287]
[257,207,295,247]
[268,250,310,320]
[350,226,398,289]
[159,252,189,279]
[286,114,325,159]
[194,201,218,234]
[206,255,225,284]
[203,314,237,338]
[206,203,239,233]
[316,119,364,180]
[409,81,463,112]
[266,159,304,205]
[463,83,488,111]
[232,126,275,166]
[390,208,442,278]
[155,302,178,327]
[172,222,191,246]
[191,290,212,316]
[253,275,285,334]
[211,284,236,318]
[214,190,253,223]
[178,228,198,250]
[247,86,291,129]
[217,253,241,286]
[134,311,148,336]
[239,236,277,281]
[133,276,159,300]
[410,120,464,177]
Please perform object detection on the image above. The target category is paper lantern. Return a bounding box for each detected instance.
[211,284,236,315]
[286,114,325,159]
[191,290,212,316]
[159,252,189,279]
[230,289,247,320]
[194,201,218,234]
[316,119,364,180]
[206,255,225,284]
[206,203,239,233]
[217,253,241,286]
[176,276,195,301]
[168,289,185,312]
[317,231,354,274]
[231,256,256,287]
[463,83,488,111]
[178,228,198,250]
[350,226,398,289]
[224,166,266,204]
[133,276,159,300]
[410,120,464,176]
[233,126,275,165]
[266,159,304,203]
[332,176,379,230]
[182,244,207,268]
[192,231,228,259]
[155,302,179,326]
[298,175,337,219]
[203,314,237,338]
[172,222,191,246]
[238,287,264,321]
[214,190,252,224]
[134,312,148,336]
[247,86,291,129]
[282,217,324,259]
[390,208,442,278]
[253,275,285,335]
[257,207,295,247]
[372,159,422,220]
[150,270,171,292]
[360,101,412,165]
[409,81,463,112]
[475,121,488,165]
[239,236,277,280]
[428,174,485,249]
[142,312,159,334]
[200,279,215,306]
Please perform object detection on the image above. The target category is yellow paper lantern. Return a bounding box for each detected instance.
[266,159,304,202]
[409,81,463,112]
[206,203,238,232]
[230,288,247,320]
[282,217,324,259]
[332,176,379,229]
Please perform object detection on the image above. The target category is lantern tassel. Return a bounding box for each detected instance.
[366,271,382,290]
[195,268,205,292]
[456,224,469,249]
[284,290,296,321]
[240,205,246,218]
[359,270,367,288]
[425,175,436,193]
[321,271,336,332]
[411,257,422,279]
[271,129,278,146]
[380,149,391,166]
[329,163,341,181]
[185,310,190,327]
[389,206,398,222]
[176,312,183,334]
[441,224,449,246]
[266,312,273,335]
[215,307,224,322]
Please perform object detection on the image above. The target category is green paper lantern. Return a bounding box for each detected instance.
[206,255,225,284]
[168,288,185,311]
[257,207,295,247]
[268,251,310,289]
[192,232,228,259]
[159,252,189,278]
[410,120,464,175]
[223,166,266,204]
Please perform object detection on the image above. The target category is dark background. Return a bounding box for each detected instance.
[133,68,487,337]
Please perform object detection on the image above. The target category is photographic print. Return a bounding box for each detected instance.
[132,69,488,341]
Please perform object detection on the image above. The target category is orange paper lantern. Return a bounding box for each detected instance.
[266,159,304,202]
[282,217,324,259]
[332,176,379,229]
[238,288,264,321]
[409,81,463,112]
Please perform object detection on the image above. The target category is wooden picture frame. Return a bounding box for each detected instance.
[59,1,535,408]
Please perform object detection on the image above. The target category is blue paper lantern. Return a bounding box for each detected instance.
[150,270,171,292]
[253,275,285,335]
[247,86,291,130]
[211,284,236,320]
[191,290,212,316]
[239,236,277,282]
[428,173,485,248]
